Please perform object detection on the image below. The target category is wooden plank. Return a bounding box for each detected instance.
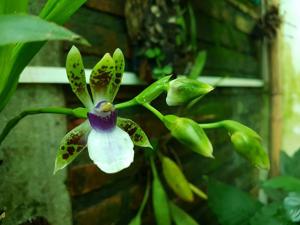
[68,160,142,196]
[203,46,259,76]
[74,185,143,225]
[193,0,256,34]
[65,7,131,58]
[196,14,255,54]
[269,0,282,177]
[226,0,260,19]
[86,0,125,16]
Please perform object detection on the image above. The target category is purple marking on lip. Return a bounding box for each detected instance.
[88,101,117,131]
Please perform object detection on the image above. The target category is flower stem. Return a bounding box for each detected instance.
[199,121,223,129]
[137,178,151,215]
[142,103,164,121]
[115,98,137,109]
[0,107,86,146]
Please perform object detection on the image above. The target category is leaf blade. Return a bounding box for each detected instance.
[0,14,88,46]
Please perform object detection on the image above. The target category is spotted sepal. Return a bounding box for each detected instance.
[89,53,115,103]
[117,117,152,149]
[54,121,91,173]
[66,46,93,109]
[110,48,125,101]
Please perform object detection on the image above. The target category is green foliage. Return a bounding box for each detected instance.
[0,0,87,112]
[208,179,262,225]
[153,65,173,79]
[169,202,200,225]
[161,156,194,202]
[280,150,300,178]
[262,176,300,193]
[250,203,293,225]
[151,158,171,225]
[188,51,207,79]
[284,192,300,222]
[0,15,87,46]
[128,182,150,225]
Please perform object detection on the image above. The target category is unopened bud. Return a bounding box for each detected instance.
[166,77,213,106]
[163,115,213,157]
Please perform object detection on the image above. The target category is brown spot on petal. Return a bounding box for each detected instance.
[67,146,75,155]
[63,153,69,160]
[122,122,137,136]
[134,133,142,142]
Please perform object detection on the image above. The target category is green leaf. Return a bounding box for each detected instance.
[150,157,171,225]
[145,47,161,58]
[208,179,262,225]
[66,46,93,108]
[163,115,213,158]
[128,181,150,225]
[189,183,208,200]
[170,202,200,225]
[188,51,206,79]
[262,176,300,193]
[54,121,90,173]
[0,14,88,46]
[162,65,173,74]
[39,0,86,24]
[117,117,152,148]
[89,53,115,103]
[0,0,28,14]
[187,3,197,51]
[128,216,141,225]
[135,75,172,104]
[284,192,300,222]
[280,149,300,178]
[0,0,87,112]
[250,203,292,225]
[161,156,194,202]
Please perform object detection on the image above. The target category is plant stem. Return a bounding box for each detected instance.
[149,156,158,178]
[0,107,85,146]
[115,98,137,109]
[143,103,164,121]
[199,121,223,129]
[138,178,151,215]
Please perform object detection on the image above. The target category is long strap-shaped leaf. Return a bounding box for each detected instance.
[0,0,87,112]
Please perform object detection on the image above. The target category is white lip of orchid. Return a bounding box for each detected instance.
[87,126,134,173]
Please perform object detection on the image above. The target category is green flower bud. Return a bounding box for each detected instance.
[222,120,269,170]
[231,131,270,170]
[166,77,214,106]
[222,120,261,140]
[163,115,213,157]
[135,75,172,104]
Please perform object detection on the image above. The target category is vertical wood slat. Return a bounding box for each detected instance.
[269,0,282,176]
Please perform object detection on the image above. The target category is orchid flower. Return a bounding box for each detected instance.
[54,46,151,174]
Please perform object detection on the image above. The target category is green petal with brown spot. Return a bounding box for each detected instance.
[89,53,115,103]
[66,46,93,109]
[54,121,91,173]
[117,117,152,148]
[110,48,125,101]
